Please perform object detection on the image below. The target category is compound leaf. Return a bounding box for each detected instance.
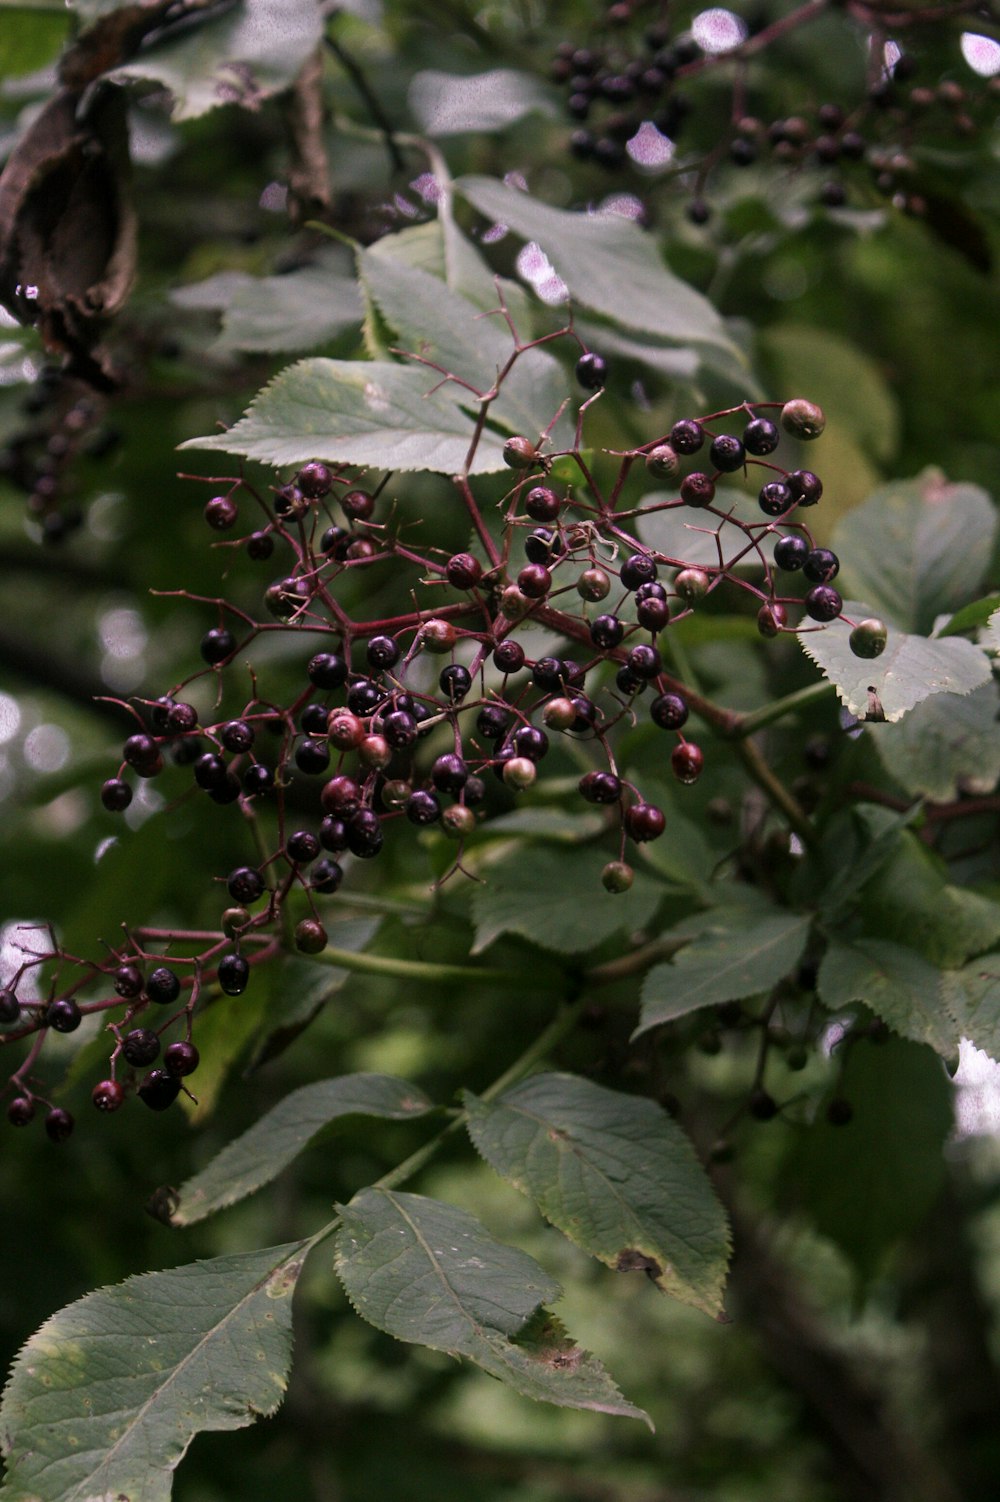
[464,1072,730,1317]
[0,1243,306,1502]
[172,1074,435,1226]
[334,1189,650,1426]
[637,913,811,1035]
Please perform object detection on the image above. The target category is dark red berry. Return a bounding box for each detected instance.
[342,488,375,520]
[164,1041,199,1077]
[287,829,321,863]
[624,802,666,842]
[114,963,144,998]
[432,754,468,793]
[123,733,160,774]
[201,627,236,665]
[493,640,525,674]
[637,596,669,630]
[518,563,551,599]
[247,531,274,561]
[328,711,364,750]
[367,635,400,669]
[524,527,565,565]
[671,742,704,784]
[445,553,482,589]
[805,585,842,622]
[46,997,81,1033]
[626,643,662,679]
[194,753,227,791]
[320,816,349,852]
[590,614,624,649]
[296,461,333,499]
[138,1069,181,1111]
[477,704,509,739]
[0,989,20,1024]
[45,1107,74,1143]
[295,918,328,953]
[311,858,343,893]
[166,702,198,734]
[513,725,549,761]
[101,778,132,812]
[650,692,689,730]
[525,486,561,522]
[205,495,238,530]
[786,470,823,505]
[757,602,788,637]
[382,709,418,748]
[620,553,658,590]
[406,790,442,826]
[320,775,362,815]
[503,436,538,470]
[218,953,250,996]
[708,434,745,472]
[295,739,330,774]
[347,809,384,858]
[579,770,622,804]
[92,1079,126,1113]
[669,419,704,454]
[7,1096,35,1126]
[680,473,716,508]
[242,763,274,795]
[123,1028,161,1066]
[576,352,608,391]
[146,966,181,1005]
[439,664,472,701]
[209,777,241,806]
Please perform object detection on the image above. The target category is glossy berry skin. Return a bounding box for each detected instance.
[757,603,788,638]
[803,548,839,583]
[669,419,704,454]
[228,866,264,903]
[576,352,608,390]
[45,1107,74,1143]
[421,620,457,654]
[578,567,611,602]
[406,790,442,826]
[242,764,274,796]
[524,528,564,565]
[220,719,255,753]
[201,627,236,665]
[146,966,181,1005]
[743,417,780,456]
[442,805,476,838]
[311,858,343,893]
[101,778,132,812]
[367,635,400,670]
[805,585,843,622]
[518,564,551,599]
[287,829,321,863]
[525,486,561,522]
[308,652,348,689]
[208,782,241,813]
[194,753,227,791]
[680,472,716,508]
[637,596,669,630]
[328,712,365,751]
[341,489,375,520]
[624,802,666,842]
[166,702,198,734]
[247,531,274,561]
[123,734,160,776]
[8,1097,35,1126]
[320,816,349,852]
[514,725,549,761]
[615,666,645,697]
[295,918,328,954]
[321,776,362,814]
[477,704,510,739]
[774,534,809,571]
[300,704,329,737]
[92,1079,126,1113]
[786,470,823,505]
[382,710,418,748]
[114,963,144,999]
[47,997,81,1033]
[531,657,565,693]
[347,810,384,858]
[849,618,888,659]
[709,434,745,472]
[489,639,522,675]
[579,770,622,804]
[590,614,624,649]
[0,988,20,1024]
[139,1070,181,1111]
[295,739,330,775]
[218,954,250,996]
[650,692,689,729]
[446,553,482,589]
[671,742,704,784]
[758,481,794,517]
[205,495,238,530]
[674,567,710,604]
[439,665,472,702]
[164,1041,199,1077]
[123,1028,161,1066]
[432,754,468,793]
[626,644,662,679]
[296,461,333,499]
[347,679,383,715]
[620,553,658,590]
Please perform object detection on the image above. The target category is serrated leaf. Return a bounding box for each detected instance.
[470,845,662,955]
[180,358,508,473]
[818,938,957,1055]
[0,1243,306,1502]
[464,1072,729,1317]
[358,249,573,445]
[456,176,740,360]
[408,68,556,136]
[172,1075,434,1226]
[636,913,811,1036]
[859,836,1000,968]
[832,471,998,634]
[106,0,323,121]
[866,682,1000,800]
[334,1189,650,1425]
[941,956,1000,1062]
[173,256,362,353]
[798,601,991,722]
[818,804,920,926]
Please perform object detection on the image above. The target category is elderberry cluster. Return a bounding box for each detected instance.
[2,318,889,1136]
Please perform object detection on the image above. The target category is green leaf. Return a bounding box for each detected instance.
[798,601,991,722]
[173,256,362,353]
[408,68,557,135]
[817,804,920,926]
[455,176,740,359]
[866,682,1000,800]
[180,357,508,473]
[0,1243,306,1502]
[334,1189,650,1426]
[781,1037,952,1281]
[358,248,573,445]
[760,324,899,462]
[464,1072,730,1317]
[172,1075,435,1226]
[832,470,998,634]
[0,8,67,74]
[180,986,270,1126]
[936,593,1000,637]
[942,956,1000,1061]
[859,836,1000,968]
[818,938,957,1055]
[107,0,323,121]
[636,913,811,1036]
[470,846,662,955]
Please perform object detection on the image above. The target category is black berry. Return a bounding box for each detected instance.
[218,953,250,996]
[146,966,181,1005]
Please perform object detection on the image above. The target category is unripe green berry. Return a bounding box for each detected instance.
[503,436,538,470]
[674,567,710,604]
[222,906,251,939]
[577,567,611,601]
[543,697,578,730]
[294,918,328,954]
[601,860,634,893]
[503,755,537,790]
[381,778,412,808]
[442,804,476,838]
[849,617,888,659]
[780,398,826,440]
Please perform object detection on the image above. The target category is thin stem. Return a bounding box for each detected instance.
[735,737,818,849]
[735,679,836,737]
[311,946,536,987]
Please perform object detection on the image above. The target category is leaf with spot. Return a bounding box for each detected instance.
[334,1188,650,1425]
[0,1242,306,1502]
[464,1072,730,1317]
[171,1074,435,1226]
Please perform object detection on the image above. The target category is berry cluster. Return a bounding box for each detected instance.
[1,309,887,1134]
[0,366,118,542]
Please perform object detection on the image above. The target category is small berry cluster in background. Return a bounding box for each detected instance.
[0,314,889,1134]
